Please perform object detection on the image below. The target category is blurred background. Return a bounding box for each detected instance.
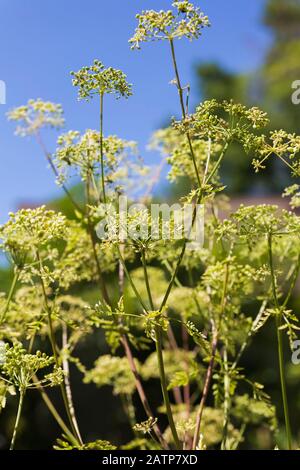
[0,0,300,449]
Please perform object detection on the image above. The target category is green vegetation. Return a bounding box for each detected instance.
[1,1,300,450]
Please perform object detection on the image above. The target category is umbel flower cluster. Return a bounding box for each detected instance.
[129,1,210,49]
[71,59,133,100]
[2,1,300,452]
[7,98,64,136]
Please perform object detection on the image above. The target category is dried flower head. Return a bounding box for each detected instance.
[71,59,132,100]
[129,1,210,49]
[7,99,64,136]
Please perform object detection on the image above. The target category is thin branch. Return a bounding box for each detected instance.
[35,131,83,213]
[267,233,292,450]
[10,390,25,450]
[192,324,218,450]
[62,323,83,444]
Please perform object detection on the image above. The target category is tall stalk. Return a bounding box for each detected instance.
[99,92,106,204]
[32,376,78,446]
[86,172,110,303]
[0,269,19,324]
[192,326,218,449]
[141,249,180,448]
[35,131,82,213]
[221,345,230,450]
[193,261,229,449]
[84,167,167,447]
[158,142,229,316]
[62,324,83,444]
[169,38,201,188]
[10,389,25,450]
[36,251,83,445]
[267,233,292,450]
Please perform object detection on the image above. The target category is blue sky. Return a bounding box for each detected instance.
[0,0,271,221]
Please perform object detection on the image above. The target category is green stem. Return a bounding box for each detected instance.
[62,324,83,444]
[169,38,201,188]
[120,246,179,448]
[205,141,230,185]
[159,143,229,315]
[141,250,180,448]
[35,131,83,214]
[221,345,230,450]
[141,249,154,310]
[169,38,186,117]
[155,326,181,449]
[33,376,78,446]
[193,261,229,450]
[231,300,267,371]
[36,251,82,444]
[117,245,148,311]
[10,389,25,450]
[192,324,218,449]
[267,233,292,450]
[0,269,19,324]
[86,173,110,304]
[282,254,300,308]
[99,92,106,204]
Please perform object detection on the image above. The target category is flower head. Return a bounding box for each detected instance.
[7,99,64,136]
[0,342,63,392]
[129,1,210,49]
[71,59,132,100]
[54,130,137,185]
[173,99,269,147]
[0,206,67,265]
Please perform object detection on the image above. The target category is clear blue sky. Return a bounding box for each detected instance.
[0,0,271,221]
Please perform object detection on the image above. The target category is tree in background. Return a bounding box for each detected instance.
[195,0,300,194]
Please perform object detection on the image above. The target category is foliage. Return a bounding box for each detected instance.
[1,1,300,452]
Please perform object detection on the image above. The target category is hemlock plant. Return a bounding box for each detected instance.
[1,0,300,450]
